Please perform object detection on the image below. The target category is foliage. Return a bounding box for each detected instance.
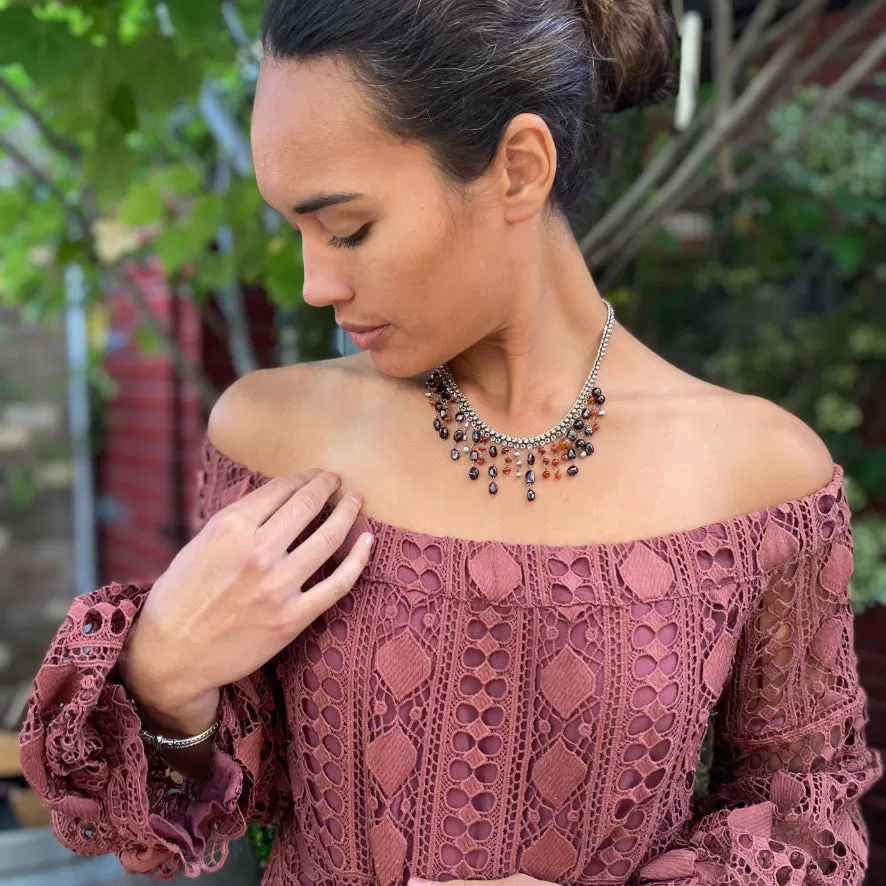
[0,0,322,361]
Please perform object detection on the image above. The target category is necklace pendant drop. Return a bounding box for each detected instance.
[425,300,614,502]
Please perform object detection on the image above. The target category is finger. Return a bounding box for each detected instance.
[254,471,342,549]
[284,490,364,578]
[298,530,374,616]
[226,468,325,527]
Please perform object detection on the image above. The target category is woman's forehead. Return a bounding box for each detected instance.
[251,57,419,196]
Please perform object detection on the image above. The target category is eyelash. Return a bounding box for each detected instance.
[329,223,371,250]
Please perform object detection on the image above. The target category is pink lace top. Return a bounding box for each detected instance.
[19,434,883,885]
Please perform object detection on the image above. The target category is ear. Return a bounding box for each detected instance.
[495,113,557,224]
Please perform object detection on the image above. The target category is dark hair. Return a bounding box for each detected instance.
[261,0,676,230]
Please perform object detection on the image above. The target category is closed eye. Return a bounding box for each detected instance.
[329,222,371,249]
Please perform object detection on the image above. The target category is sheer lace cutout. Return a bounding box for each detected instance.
[18,432,881,885]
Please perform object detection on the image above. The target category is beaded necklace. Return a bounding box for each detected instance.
[425,299,614,501]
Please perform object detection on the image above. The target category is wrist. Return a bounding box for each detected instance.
[132,688,222,738]
[119,621,219,734]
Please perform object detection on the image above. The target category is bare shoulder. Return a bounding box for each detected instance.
[206,352,388,474]
[698,387,837,512]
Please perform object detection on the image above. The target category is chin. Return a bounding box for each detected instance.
[367,341,441,381]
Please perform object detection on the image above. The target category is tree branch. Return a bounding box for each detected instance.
[730,0,783,80]
[0,134,91,235]
[736,31,886,192]
[0,75,81,161]
[591,1,824,276]
[785,0,885,87]
[0,136,219,409]
[713,0,736,191]
[580,0,829,263]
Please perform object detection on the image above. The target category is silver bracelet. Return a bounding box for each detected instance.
[129,696,222,752]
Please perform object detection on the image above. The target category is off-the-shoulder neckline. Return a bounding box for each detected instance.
[200,434,846,558]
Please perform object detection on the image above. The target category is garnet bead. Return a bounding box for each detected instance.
[489,482,498,495]
[451,449,460,460]
[472,430,482,442]
[573,419,584,430]
[567,465,579,476]
[489,466,498,478]
[566,448,576,460]
[470,450,479,461]
[454,430,465,442]
[433,418,442,431]
[581,408,592,420]
[489,445,498,458]
[439,427,449,440]
[527,489,536,502]
[526,470,536,485]
[527,452,535,465]
[469,467,480,480]
[595,394,605,405]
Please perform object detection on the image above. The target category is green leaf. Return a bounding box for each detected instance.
[118,178,166,226]
[133,323,164,355]
[831,231,864,278]
[0,7,85,84]
[108,81,138,133]
[265,235,304,307]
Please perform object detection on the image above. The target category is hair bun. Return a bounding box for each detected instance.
[576,0,678,112]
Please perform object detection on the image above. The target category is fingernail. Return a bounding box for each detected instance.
[362,532,375,549]
[349,492,363,506]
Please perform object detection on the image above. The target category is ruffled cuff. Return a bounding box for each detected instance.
[18,582,252,879]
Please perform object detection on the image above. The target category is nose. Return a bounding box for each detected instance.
[300,241,355,309]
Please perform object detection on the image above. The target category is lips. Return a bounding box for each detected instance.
[344,324,391,350]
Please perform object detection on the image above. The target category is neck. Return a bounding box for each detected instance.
[445,234,619,438]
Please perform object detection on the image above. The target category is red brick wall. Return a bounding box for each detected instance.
[98,264,277,586]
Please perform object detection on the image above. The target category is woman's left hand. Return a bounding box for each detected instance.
[408,876,560,886]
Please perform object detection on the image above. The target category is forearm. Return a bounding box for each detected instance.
[117,626,222,781]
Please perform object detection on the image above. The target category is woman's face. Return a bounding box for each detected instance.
[251,54,524,379]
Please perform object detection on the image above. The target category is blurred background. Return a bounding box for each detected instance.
[0,0,884,883]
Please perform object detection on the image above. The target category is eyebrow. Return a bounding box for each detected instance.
[292,192,366,214]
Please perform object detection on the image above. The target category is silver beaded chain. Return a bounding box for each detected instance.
[436,298,615,449]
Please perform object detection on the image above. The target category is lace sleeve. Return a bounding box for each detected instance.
[17,435,292,879]
[638,494,883,886]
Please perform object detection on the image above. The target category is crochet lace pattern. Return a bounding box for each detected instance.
[18,433,883,885]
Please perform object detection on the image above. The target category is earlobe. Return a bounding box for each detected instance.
[500,113,556,224]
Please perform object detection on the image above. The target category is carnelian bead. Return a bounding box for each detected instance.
[593,424,600,432]
[538,448,546,455]
[504,457,513,464]
[554,471,562,480]
[542,458,550,466]
[477,458,486,465]
[542,470,551,479]
[503,467,512,475]
[552,459,560,467]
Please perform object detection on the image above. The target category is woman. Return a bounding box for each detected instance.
[18,0,882,884]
